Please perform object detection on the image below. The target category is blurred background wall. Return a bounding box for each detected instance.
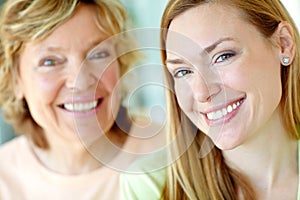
[120,0,168,123]
[281,0,300,29]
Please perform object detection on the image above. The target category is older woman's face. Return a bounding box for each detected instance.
[17,4,121,144]
[165,4,283,150]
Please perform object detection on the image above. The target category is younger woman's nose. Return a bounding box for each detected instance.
[191,72,221,103]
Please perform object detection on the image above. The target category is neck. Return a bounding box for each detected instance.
[31,107,131,175]
[32,125,128,175]
[32,136,101,175]
[222,111,298,197]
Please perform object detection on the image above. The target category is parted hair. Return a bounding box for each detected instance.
[0,0,139,149]
[160,0,300,199]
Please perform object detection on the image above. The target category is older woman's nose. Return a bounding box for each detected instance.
[66,60,97,91]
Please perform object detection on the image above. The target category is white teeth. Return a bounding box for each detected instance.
[232,103,237,109]
[63,100,98,112]
[215,110,223,119]
[206,100,242,120]
[207,112,213,120]
[227,105,233,113]
[222,108,227,115]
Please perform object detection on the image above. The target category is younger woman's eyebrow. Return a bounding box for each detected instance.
[201,37,235,55]
[165,58,185,65]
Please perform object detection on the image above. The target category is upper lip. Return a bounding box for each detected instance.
[200,96,246,114]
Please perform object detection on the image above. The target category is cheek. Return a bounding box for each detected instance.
[20,75,62,125]
[174,81,194,111]
[222,58,282,95]
[226,48,281,87]
[101,62,120,91]
[36,76,64,101]
[37,75,62,90]
[20,72,62,104]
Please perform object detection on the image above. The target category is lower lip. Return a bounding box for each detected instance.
[204,101,244,127]
[61,100,103,118]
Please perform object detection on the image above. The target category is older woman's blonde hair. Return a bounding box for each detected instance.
[0,0,139,149]
[160,0,300,199]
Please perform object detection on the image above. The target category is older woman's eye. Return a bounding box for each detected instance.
[39,58,58,67]
[174,69,193,78]
[38,55,66,67]
[90,51,110,60]
[215,52,236,63]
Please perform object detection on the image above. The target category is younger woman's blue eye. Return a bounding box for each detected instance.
[174,69,193,78]
[215,52,235,63]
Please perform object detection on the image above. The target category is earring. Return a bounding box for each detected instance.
[282,57,290,65]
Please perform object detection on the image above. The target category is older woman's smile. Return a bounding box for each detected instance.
[61,99,102,112]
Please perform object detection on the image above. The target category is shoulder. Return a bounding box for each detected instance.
[0,135,27,157]
[0,136,30,195]
[120,113,167,199]
[121,169,166,200]
[0,136,30,169]
[120,153,166,200]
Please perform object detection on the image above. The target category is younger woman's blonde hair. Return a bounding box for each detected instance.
[0,0,139,149]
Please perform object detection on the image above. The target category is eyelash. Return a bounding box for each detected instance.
[214,51,236,64]
[89,50,111,60]
[173,68,194,78]
[39,57,64,67]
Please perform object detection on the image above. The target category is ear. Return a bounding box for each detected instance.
[276,21,295,66]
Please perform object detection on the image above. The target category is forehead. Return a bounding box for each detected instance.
[166,3,250,53]
[29,3,108,52]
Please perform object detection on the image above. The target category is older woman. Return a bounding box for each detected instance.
[0,0,164,199]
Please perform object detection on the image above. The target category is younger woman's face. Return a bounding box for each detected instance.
[17,4,121,144]
[165,4,283,149]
